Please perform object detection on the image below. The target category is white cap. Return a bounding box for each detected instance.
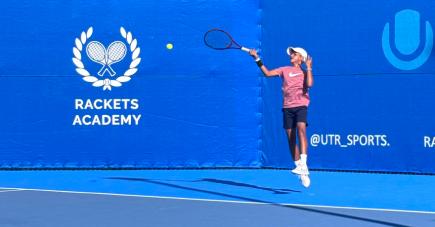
[287,47,308,62]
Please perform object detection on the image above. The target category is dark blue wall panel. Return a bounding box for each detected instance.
[261,0,435,173]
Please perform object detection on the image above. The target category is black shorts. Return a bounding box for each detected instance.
[282,106,308,129]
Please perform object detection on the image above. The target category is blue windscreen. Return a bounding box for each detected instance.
[261,0,435,173]
[0,0,261,168]
[1,0,434,173]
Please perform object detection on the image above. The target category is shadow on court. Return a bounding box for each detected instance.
[195,178,300,194]
[106,177,412,227]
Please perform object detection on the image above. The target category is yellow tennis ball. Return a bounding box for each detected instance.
[166,43,173,50]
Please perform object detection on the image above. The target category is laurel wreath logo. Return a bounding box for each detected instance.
[72,27,141,90]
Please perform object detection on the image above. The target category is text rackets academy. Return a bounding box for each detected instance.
[73,99,141,126]
[72,27,141,126]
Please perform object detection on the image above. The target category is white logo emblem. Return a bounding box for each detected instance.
[288,72,302,77]
[72,27,141,90]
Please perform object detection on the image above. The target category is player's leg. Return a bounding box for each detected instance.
[285,127,299,161]
[297,121,308,157]
[286,127,303,174]
[295,106,309,167]
[297,121,309,173]
[295,106,310,187]
[283,108,303,174]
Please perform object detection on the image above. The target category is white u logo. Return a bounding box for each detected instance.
[382,9,433,70]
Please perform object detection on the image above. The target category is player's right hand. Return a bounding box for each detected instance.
[249,49,258,58]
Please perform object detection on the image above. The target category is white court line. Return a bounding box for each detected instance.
[0,186,434,215]
[0,189,26,193]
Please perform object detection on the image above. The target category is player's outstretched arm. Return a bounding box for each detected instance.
[248,49,280,77]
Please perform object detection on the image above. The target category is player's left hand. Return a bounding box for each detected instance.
[305,55,312,68]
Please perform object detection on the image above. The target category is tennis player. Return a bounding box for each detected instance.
[249,47,313,188]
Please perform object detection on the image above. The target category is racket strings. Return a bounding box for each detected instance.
[107,42,127,63]
[86,42,106,63]
[204,30,233,49]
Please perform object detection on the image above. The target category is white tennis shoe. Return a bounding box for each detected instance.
[299,174,311,188]
[291,163,309,175]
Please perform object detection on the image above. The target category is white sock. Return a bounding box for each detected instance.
[300,154,307,165]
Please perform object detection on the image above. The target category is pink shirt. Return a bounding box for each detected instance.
[276,66,310,108]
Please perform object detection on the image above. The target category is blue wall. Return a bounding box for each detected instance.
[1,0,434,173]
[261,0,435,173]
[0,0,261,168]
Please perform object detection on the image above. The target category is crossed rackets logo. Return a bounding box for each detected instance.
[72,27,141,90]
[86,41,127,77]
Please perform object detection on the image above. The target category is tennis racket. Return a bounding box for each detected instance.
[86,41,126,77]
[86,41,116,76]
[98,41,127,76]
[204,28,251,53]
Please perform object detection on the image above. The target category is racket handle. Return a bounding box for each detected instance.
[240,47,251,53]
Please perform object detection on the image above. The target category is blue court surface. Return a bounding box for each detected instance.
[0,170,434,227]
